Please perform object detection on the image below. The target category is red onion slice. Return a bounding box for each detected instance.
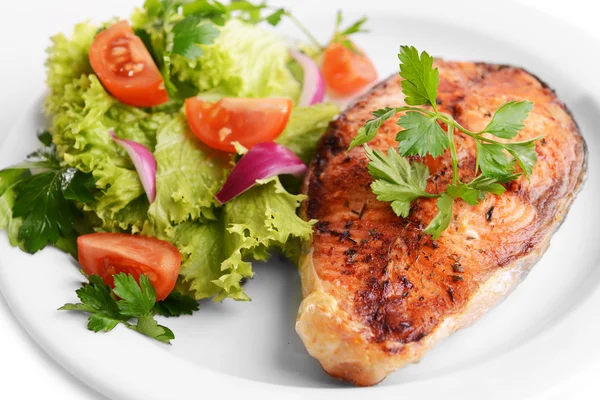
[215,142,307,204]
[290,49,325,107]
[109,129,157,203]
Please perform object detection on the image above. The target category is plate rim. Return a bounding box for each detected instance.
[1,1,600,399]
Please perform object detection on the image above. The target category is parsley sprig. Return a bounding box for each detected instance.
[60,273,199,343]
[331,11,368,53]
[349,46,540,238]
[136,0,317,99]
[258,7,369,55]
[1,132,96,254]
[135,0,221,98]
[135,1,368,99]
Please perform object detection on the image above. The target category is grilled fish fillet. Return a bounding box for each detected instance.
[296,61,587,386]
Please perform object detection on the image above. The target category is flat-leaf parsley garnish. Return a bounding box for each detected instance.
[349,46,541,238]
[5,133,96,254]
[60,273,199,343]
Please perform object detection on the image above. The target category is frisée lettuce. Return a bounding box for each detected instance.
[0,0,344,343]
[0,0,340,307]
[170,19,301,100]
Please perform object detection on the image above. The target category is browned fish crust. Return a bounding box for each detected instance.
[297,61,587,385]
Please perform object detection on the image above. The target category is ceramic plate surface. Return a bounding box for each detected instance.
[1,1,599,399]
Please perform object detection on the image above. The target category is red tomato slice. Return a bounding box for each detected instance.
[89,20,168,107]
[185,97,293,152]
[322,41,378,97]
[77,233,181,301]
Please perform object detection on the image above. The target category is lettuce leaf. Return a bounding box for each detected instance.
[146,114,229,237]
[276,103,340,164]
[174,220,225,300]
[47,71,171,231]
[0,172,18,231]
[0,170,26,249]
[98,196,149,234]
[172,177,313,302]
[45,23,97,114]
[215,177,314,301]
[171,19,300,100]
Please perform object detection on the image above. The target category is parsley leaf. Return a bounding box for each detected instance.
[396,112,449,157]
[134,28,161,67]
[446,183,481,205]
[182,0,229,25]
[483,100,534,139]
[143,0,165,17]
[468,173,519,195]
[60,274,122,332]
[154,291,200,317]
[113,274,156,317]
[398,45,439,108]
[423,193,453,239]
[447,173,520,205]
[37,131,53,147]
[331,11,369,53]
[340,16,368,36]
[11,166,95,254]
[265,8,286,26]
[11,145,60,170]
[87,314,121,333]
[348,107,397,150]
[60,274,177,344]
[139,0,222,98]
[475,142,515,178]
[130,314,175,344]
[171,17,219,60]
[77,274,122,318]
[225,1,267,24]
[61,168,96,203]
[505,138,539,178]
[365,145,432,218]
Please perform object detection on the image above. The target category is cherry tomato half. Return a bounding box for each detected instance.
[78,233,181,301]
[185,97,293,152]
[322,41,378,97]
[89,20,168,107]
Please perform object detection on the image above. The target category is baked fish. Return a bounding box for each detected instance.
[296,61,587,386]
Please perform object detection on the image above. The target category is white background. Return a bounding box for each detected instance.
[0,0,598,399]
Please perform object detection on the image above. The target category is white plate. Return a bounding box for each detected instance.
[1,0,599,399]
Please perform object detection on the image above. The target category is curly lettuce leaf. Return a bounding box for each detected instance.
[146,114,229,237]
[276,103,339,163]
[0,170,26,249]
[171,177,313,302]
[174,220,225,300]
[215,177,314,301]
[46,70,169,231]
[171,19,300,100]
[98,196,149,233]
[45,23,97,114]
[51,76,145,227]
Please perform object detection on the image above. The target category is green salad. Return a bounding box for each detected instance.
[0,0,384,342]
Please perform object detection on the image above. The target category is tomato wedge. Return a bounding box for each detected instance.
[89,20,168,107]
[77,233,181,301]
[321,41,378,97]
[185,97,293,152]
